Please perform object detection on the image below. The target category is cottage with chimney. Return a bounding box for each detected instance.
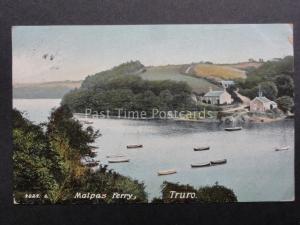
[201,88,233,105]
[250,90,277,112]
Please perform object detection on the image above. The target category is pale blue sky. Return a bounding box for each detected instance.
[12,24,293,83]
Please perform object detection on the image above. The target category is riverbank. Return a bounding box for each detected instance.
[74,110,289,125]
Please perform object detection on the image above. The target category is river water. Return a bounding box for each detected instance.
[13,98,295,202]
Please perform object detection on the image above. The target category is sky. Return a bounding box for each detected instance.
[12,24,293,83]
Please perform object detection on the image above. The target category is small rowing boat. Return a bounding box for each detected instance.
[158,169,177,176]
[108,158,130,163]
[225,127,242,131]
[126,144,143,149]
[85,162,99,167]
[80,120,93,125]
[194,146,210,151]
[191,162,211,168]
[106,154,125,158]
[275,146,290,151]
[210,159,227,165]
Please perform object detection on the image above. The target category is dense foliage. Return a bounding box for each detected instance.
[13,110,55,196]
[274,75,294,97]
[276,96,294,113]
[13,106,147,204]
[81,61,145,89]
[238,56,294,105]
[226,85,242,103]
[62,74,196,116]
[152,181,237,203]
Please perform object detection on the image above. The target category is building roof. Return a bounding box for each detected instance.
[204,91,224,97]
[253,96,277,105]
[220,80,235,85]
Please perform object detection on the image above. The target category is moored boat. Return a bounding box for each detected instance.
[224,127,242,131]
[80,120,93,125]
[157,169,177,176]
[210,159,227,165]
[194,146,210,151]
[81,157,100,167]
[126,144,143,149]
[85,162,99,167]
[106,154,126,158]
[191,162,211,168]
[275,146,290,151]
[108,158,130,163]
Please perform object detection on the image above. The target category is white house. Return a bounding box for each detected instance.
[219,80,235,89]
[250,95,277,112]
[201,89,233,105]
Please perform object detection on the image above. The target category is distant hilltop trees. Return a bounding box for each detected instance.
[238,56,294,112]
[82,60,146,89]
[248,58,264,63]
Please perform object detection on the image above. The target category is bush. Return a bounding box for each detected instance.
[226,85,242,103]
[13,107,147,204]
[153,181,237,203]
[276,96,294,113]
[274,74,294,97]
[260,81,278,100]
[238,56,294,99]
[62,74,195,116]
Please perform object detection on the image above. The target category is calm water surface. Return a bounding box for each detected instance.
[13,99,295,202]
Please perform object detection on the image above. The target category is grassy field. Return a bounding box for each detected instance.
[140,65,221,93]
[228,62,263,70]
[193,64,246,80]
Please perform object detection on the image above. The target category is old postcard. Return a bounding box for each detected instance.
[12,24,294,204]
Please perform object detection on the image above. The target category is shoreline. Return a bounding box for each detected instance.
[74,113,220,123]
[74,113,291,124]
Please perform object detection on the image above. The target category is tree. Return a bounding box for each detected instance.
[226,85,242,103]
[260,81,278,100]
[197,183,237,203]
[47,105,100,157]
[13,129,55,192]
[276,96,294,113]
[239,56,294,91]
[275,75,294,97]
[154,181,237,203]
[159,90,174,110]
[44,105,101,203]
[239,87,259,100]
[247,56,294,79]
[63,74,195,116]
[13,107,147,204]
[13,109,56,203]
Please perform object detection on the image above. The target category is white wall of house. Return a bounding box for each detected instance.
[250,98,278,112]
[210,97,219,104]
[219,92,233,104]
[202,91,233,105]
[250,99,265,112]
[265,102,277,110]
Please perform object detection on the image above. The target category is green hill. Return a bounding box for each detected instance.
[140,65,221,93]
[80,61,222,94]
